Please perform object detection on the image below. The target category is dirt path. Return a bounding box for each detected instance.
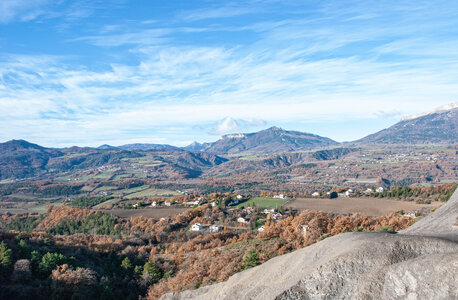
[285,197,443,216]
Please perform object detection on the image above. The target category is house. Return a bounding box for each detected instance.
[133,203,139,208]
[209,225,223,233]
[185,200,200,206]
[376,187,385,193]
[257,226,265,232]
[191,223,202,231]
[237,217,249,223]
[165,201,172,207]
[243,207,254,214]
[404,211,417,218]
[151,201,157,207]
[273,194,288,199]
[236,194,243,200]
[345,189,354,196]
[271,212,283,220]
[312,192,320,197]
[263,208,277,214]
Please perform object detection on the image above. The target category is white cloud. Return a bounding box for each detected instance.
[209,117,242,135]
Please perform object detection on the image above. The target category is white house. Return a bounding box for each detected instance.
[376,187,385,193]
[263,208,277,214]
[257,226,265,232]
[273,194,288,199]
[165,201,171,207]
[209,225,223,233]
[191,223,202,231]
[345,189,354,196]
[237,217,249,223]
[312,192,320,197]
[404,212,417,218]
[236,194,243,200]
[185,200,200,206]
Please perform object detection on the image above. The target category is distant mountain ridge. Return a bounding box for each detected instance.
[0,140,226,180]
[357,106,457,144]
[199,127,339,155]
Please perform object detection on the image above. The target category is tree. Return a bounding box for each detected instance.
[328,191,338,199]
[142,261,162,284]
[39,252,69,274]
[242,248,259,270]
[18,239,31,258]
[0,241,12,268]
[121,257,132,275]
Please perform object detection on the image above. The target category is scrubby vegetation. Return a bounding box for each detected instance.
[0,203,417,299]
[369,184,456,201]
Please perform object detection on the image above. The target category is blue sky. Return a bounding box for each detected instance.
[1,0,457,147]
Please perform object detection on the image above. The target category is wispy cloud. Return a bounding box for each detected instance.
[179,5,258,21]
[0,0,50,23]
[1,1,458,146]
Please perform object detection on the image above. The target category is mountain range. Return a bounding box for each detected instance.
[0,105,456,180]
[96,104,457,153]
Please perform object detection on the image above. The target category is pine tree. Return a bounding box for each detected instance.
[242,248,260,270]
[0,241,12,267]
[142,260,162,284]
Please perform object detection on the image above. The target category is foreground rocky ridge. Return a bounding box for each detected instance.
[161,190,458,299]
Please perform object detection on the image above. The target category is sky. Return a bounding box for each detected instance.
[0,0,457,147]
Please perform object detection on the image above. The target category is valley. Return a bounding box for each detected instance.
[0,105,456,300]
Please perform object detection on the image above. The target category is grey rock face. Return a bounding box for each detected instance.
[161,190,458,300]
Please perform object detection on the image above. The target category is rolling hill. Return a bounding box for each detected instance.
[0,140,227,180]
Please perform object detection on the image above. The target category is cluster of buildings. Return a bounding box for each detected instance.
[190,223,223,233]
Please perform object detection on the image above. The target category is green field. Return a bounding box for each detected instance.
[92,198,121,209]
[124,188,181,199]
[236,197,286,209]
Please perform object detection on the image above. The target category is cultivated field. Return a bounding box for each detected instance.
[285,197,443,216]
[98,207,188,219]
[237,197,286,209]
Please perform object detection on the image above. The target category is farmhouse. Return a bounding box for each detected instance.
[237,217,249,224]
[312,192,320,197]
[210,225,223,233]
[263,208,277,214]
[191,223,202,231]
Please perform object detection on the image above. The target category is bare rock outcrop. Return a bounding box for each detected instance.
[161,189,458,299]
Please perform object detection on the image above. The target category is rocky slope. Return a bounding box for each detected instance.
[161,189,458,299]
